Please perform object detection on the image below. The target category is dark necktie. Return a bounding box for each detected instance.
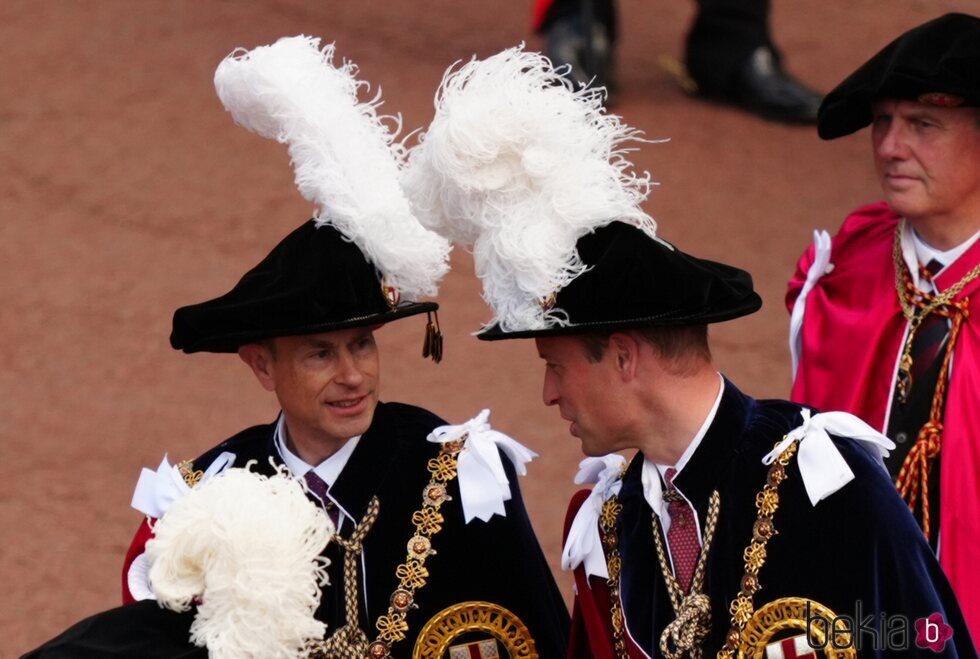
[662,468,700,593]
[886,259,947,544]
[304,470,341,528]
[908,259,950,381]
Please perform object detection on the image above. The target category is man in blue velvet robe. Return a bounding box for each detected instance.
[477,221,977,658]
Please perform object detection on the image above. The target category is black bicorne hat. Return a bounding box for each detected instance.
[818,13,980,139]
[171,220,437,353]
[477,222,761,340]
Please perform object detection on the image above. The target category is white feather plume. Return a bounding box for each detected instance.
[146,466,333,659]
[403,46,657,331]
[214,35,450,299]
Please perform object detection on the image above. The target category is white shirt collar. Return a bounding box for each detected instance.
[641,372,724,516]
[274,413,361,487]
[902,221,980,289]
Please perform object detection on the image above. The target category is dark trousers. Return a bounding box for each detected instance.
[538,0,775,93]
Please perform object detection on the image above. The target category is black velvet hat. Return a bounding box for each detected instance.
[818,13,980,139]
[477,222,761,340]
[171,220,437,353]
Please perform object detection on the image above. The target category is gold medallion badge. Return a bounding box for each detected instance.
[735,598,856,658]
[413,601,537,658]
[381,276,401,309]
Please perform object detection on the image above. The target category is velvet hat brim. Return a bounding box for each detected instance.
[476,221,761,340]
[171,220,436,353]
[818,13,980,140]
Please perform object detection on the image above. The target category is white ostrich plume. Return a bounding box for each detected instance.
[214,35,450,299]
[146,466,333,659]
[402,45,658,331]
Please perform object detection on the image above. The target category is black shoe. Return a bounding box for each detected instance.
[715,46,822,124]
[545,15,617,100]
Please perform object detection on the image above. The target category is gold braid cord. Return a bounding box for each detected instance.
[309,436,466,659]
[597,480,721,659]
[315,497,382,657]
[891,224,980,540]
[653,492,721,659]
[716,440,798,659]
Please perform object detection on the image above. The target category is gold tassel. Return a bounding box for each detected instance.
[422,310,443,363]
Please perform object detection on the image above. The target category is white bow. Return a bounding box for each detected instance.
[427,409,538,523]
[131,452,236,519]
[763,409,894,506]
[560,454,628,580]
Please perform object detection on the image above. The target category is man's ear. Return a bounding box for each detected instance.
[608,332,640,381]
[238,343,277,392]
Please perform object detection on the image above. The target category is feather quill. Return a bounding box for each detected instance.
[215,36,450,299]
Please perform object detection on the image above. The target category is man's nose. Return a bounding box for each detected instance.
[335,352,365,386]
[542,373,558,406]
[876,122,908,160]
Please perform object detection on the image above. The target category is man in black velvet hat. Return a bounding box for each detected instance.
[23,36,568,659]
[405,46,976,658]
[788,13,980,645]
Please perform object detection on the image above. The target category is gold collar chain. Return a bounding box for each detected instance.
[892,222,980,403]
[597,479,720,659]
[308,436,467,659]
[716,440,798,659]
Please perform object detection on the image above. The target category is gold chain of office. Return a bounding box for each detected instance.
[306,436,467,659]
[596,440,798,659]
[891,222,980,540]
[717,440,798,658]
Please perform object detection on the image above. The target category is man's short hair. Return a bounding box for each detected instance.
[580,325,711,373]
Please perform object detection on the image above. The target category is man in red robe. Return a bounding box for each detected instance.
[788,13,980,647]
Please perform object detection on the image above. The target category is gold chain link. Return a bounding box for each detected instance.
[716,440,798,659]
[308,436,466,659]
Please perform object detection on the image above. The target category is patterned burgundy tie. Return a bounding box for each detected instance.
[304,470,341,529]
[909,259,950,381]
[663,468,701,593]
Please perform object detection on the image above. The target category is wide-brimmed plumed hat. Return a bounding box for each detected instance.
[172,36,449,354]
[818,13,980,139]
[476,222,760,340]
[171,221,438,352]
[402,47,760,340]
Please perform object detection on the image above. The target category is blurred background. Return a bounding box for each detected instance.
[2,0,975,654]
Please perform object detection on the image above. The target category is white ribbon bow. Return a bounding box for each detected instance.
[763,409,895,506]
[427,409,538,523]
[131,452,236,519]
[789,229,832,379]
[560,454,628,580]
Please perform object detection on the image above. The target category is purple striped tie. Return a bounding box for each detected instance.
[304,471,340,528]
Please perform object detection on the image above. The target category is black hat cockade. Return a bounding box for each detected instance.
[402,47,760,340]
[173,36,450,358]
[818,13,980,139]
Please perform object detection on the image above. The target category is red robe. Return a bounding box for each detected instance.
[787,202,980,645]
[563,490,651,659]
